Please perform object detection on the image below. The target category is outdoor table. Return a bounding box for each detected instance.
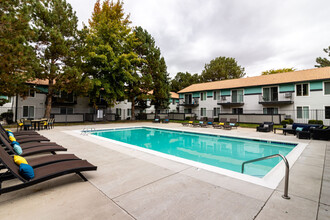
[31,119,47,131]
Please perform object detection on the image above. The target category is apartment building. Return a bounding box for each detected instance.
[0,79,179,123]
[177,67,330,124]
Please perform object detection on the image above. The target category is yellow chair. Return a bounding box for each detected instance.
[16,119,23,131]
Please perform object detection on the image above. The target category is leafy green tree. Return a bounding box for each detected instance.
[86,0,141,109]
[261,68,295,75]
[32,0,89,117]
[0,0,37,105]
[200,56,245,82]
[170,72,200,92]
[315,46,330,67]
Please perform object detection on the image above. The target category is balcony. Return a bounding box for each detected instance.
[259,93,294,105]
[88,99,108,107]
[217,95,244,107]
[52,94,77,106]
[179,97,199,107]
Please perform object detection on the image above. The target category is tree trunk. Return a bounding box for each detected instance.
[44,80,53,118]
[131,97,135,120]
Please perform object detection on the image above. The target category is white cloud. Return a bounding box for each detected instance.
[67,0,330,78]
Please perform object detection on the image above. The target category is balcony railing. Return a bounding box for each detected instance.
[179,97,199,107]
[259,93,294,105]
[217,95,244,106]
[52,96,77,106]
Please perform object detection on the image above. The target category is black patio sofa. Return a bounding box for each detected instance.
[256,122,274,132]
[311,126,330,140]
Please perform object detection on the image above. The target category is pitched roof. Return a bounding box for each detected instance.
[170,92,179,99]
[178,67,330,93]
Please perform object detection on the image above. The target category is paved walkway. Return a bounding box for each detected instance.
[0,122,329,220]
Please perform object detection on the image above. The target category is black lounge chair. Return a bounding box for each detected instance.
[153,116,161,123]
[229,118,239,129]
[0,126,50,144]
[18,141,62,150]
[256,122,274,132]
[213,118,227,129]
[0,145,97,194]
[162,117,170,123]
[0,135,67,156]
[0,154,80,170]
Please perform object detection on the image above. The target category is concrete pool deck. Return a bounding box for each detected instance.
[0,122,329,219]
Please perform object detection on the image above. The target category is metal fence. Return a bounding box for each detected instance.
[0,106,328,125]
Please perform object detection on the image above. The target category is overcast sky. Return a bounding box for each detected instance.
[67,0,330,78]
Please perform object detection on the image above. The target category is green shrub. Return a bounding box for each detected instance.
[1,111,13,124]
[308,120,323,125]
[281,118,294,126]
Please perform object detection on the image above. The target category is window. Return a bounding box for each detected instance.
[200,108,206,116]
[296,83,309,96]
[232,90,243,103]
[213,108,220,117]
[184,108,192,114]
[127,108,132,116]
[297,106,309,119]
[23,106,34,118]
[213,91,220,100]
[184,94,192,104]
[325,82,330,95]
[263,87,278,101]
[232,108,243,114]
[200,92,206,101]
[325,107,330,119]
[263,108,278,115]
[116,108,122,116]
[97,109,103,118]
[60,107,73,114]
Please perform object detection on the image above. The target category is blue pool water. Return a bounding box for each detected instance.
[92,127,296,178]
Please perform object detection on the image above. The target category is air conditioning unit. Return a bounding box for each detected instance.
[221,96,227,101]
[285,93,292,98]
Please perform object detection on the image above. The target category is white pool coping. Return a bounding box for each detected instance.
[65,125,307,189]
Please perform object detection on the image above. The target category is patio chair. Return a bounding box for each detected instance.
[0,145,97,194]
[16,119,23,131]
[256,122,274,132]
[23,119,32,130]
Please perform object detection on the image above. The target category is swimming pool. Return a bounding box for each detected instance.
[91,127,297,178]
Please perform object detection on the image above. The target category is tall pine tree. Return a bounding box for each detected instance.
[32,0,89,117]
[132,27,170,114]
[0,0,37,104]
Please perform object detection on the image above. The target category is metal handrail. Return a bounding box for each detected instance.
[241,154,290,199]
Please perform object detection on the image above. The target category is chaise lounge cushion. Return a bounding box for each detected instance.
[19,163,34,180]
[14,155,28,166]
[13,144,23,155]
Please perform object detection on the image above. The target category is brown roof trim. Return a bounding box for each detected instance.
[178,67,330,93]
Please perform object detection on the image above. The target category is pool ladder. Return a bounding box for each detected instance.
[241,154,290,199]
[81,127,95,136]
